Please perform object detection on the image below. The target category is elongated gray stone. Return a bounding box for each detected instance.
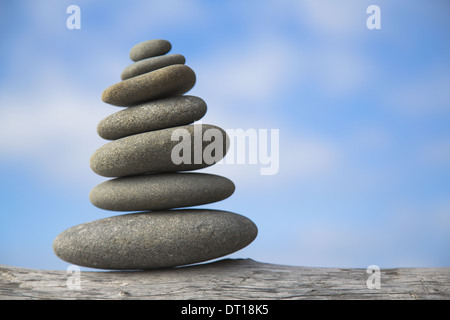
[129,39,171,62]
[97,96,207,140]
[90,124,229,177]
[52,210,258,270]
[121,54,186,80]
[89,173,235,211]
[101,64,196,106]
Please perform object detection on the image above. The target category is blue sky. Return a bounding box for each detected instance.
[1,0,449,270]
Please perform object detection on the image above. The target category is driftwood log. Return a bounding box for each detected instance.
[1,258,449,300]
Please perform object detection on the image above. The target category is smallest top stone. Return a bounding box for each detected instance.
[130,39,171,61]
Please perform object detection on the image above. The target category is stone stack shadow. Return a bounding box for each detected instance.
[53,39,257,270]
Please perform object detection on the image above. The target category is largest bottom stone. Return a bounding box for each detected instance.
[53,209,257,270]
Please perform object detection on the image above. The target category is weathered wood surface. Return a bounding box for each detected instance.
[1,259,449,300]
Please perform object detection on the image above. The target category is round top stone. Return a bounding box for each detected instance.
[129,39,172,61]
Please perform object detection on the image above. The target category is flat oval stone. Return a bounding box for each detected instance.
[53,210,258,270]
[101,64,196,106]
[90,124,229,177]
[97,96,207,140]
[129,39,171,62]
[89,173,235,211]
[121,54,186,80]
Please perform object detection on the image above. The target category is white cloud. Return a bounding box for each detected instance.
[309,48,375,98]
[0,66,110,188]
[417,139,450,167]
[433,203,450,234]
[292,221,378,268]
[99,0,209,36]
[190,1,377,105]
[350,125,392,150]
[294,0,369,40]
[292,202,450,268]
[199,128,342,191]
[286,136,341,179]
[389,65,450,115]
[194,35,302,104]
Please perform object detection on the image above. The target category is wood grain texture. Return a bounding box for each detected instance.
[1,259,449,300]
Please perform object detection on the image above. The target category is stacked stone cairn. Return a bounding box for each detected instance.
[53,40,258,270]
